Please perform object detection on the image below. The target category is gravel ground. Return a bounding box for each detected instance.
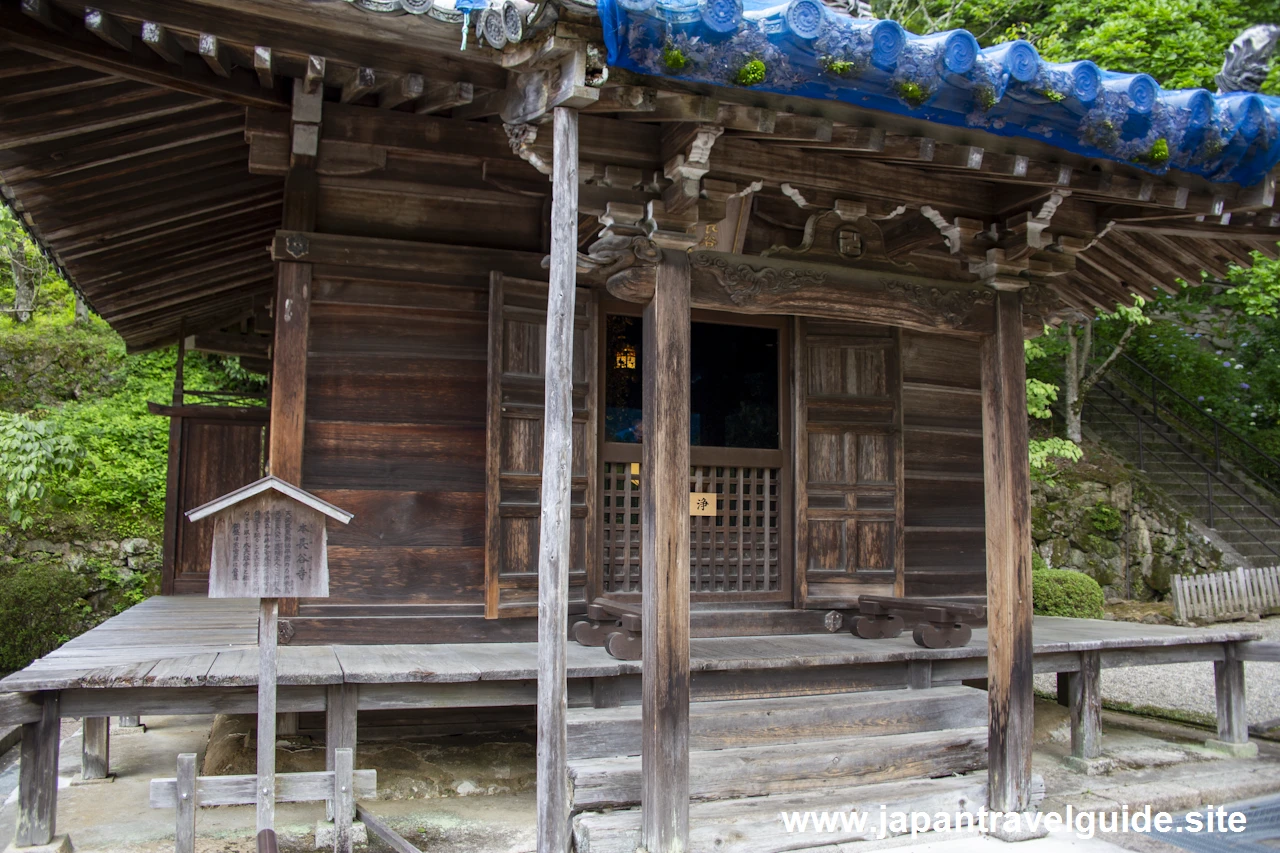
[1033,616,1280,727]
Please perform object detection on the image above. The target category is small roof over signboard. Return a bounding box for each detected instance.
[185,476,355,524]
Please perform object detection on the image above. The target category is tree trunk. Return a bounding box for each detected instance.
[1064,324,1083,443]
[10,257,33,323]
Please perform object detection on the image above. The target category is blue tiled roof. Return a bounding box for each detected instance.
[597,0,1280,186]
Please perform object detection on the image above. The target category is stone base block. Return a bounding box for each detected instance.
[4,834,74,853]
[1062,755,1115,775]
[1205,738,1258,758]
[314,821,367,849]
[987,813,1050,843]
[109,724,146,737]
[69,773,115,786]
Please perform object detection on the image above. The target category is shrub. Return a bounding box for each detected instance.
[1032,568,1106,619]
[0,561,92,673]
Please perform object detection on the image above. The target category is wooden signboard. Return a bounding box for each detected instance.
[186,475,352,598]
[184,476,354,847]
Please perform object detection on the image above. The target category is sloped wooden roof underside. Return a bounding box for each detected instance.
[0,0,1277,349]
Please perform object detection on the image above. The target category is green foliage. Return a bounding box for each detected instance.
[736,59,767,85]
[894,79,929,106]
[872,0,1279,95]
[662,44,688,71]
[1087,501,1124,534]
[1221,249,1280,317]
[1032,567,1106,618]
[1030,437,1084,480]
[821,56,858,76]
[0,413,81,529]
[0,561,92,672]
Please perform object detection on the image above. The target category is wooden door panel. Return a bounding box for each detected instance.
[795,319,904,607]
[484,273,597,617]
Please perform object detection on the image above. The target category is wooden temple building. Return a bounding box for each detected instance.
[2,0,1280,850]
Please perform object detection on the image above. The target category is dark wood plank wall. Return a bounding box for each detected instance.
[301,267,491,613]
[900,330,987,597]
[296,161,548,625]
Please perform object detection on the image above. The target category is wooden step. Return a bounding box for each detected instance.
[569,725,987,809]
[567,685,986,760]
[574,773,1011,853]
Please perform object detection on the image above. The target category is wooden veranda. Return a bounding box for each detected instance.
[1,0,1279,849]
[2,595,1278,849]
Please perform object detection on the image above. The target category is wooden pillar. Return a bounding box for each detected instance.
[1068,651,1102,761]
[981,287,1034,813]
[175,753,196,853]
[271,79,320,622]
[1214,643,1248,745]
[641,250,691,853]
[325,684,358,821]
[16,692,60,847]
[536,105,579,853]
[257,598,278,834]
[117,715,142,729]
[80,717,109,780]
[160,333,185,595]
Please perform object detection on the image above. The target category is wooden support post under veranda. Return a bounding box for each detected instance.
[981,287,1036,813]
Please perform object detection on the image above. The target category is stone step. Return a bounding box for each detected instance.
[572,774,1001,853]
[569,725,988,809]
[566,685,987,761]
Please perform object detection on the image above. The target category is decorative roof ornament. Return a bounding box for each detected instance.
[341,0,467,24]
[1216,25,1280,95]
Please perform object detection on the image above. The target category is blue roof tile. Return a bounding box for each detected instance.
[597,0,1280,186]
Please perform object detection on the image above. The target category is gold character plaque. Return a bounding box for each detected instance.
[690,492,717,517]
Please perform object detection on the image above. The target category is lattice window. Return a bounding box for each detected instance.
[602,461,641,593]
[601,462,782,594]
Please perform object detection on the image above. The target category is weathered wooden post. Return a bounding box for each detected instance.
[536,104,578,853]
[185,476,352,842]
[981,287,1036,822]
[642,250,692,852]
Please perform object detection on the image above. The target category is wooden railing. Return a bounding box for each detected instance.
[1172,566,1280,623]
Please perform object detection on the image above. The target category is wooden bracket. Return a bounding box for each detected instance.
[498,38,601,125]
[662,124,723,215]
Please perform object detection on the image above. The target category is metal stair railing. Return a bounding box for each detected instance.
[1082,381,1280,561]
[1106,352,1280,497]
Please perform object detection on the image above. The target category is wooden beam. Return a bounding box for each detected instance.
[84,8,131,51]
[0,6,288,110]
[197,33,229,77]
[340,66,381,104]
[605,250,1007,338]
[536,105,578,853]
[379,73,423,109]
[187,331,270,359]
[416,81,473,115]
[641,251,692,853]
[16,691,61,847]
[270,230,548,281]
[981,288,1035,813]
[253,46,273,88]
[141,21,182,64]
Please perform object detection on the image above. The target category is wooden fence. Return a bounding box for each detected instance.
[1172,566,1280,623]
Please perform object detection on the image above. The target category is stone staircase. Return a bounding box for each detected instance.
[569,685,994,852]
[1084,381,1280,567]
